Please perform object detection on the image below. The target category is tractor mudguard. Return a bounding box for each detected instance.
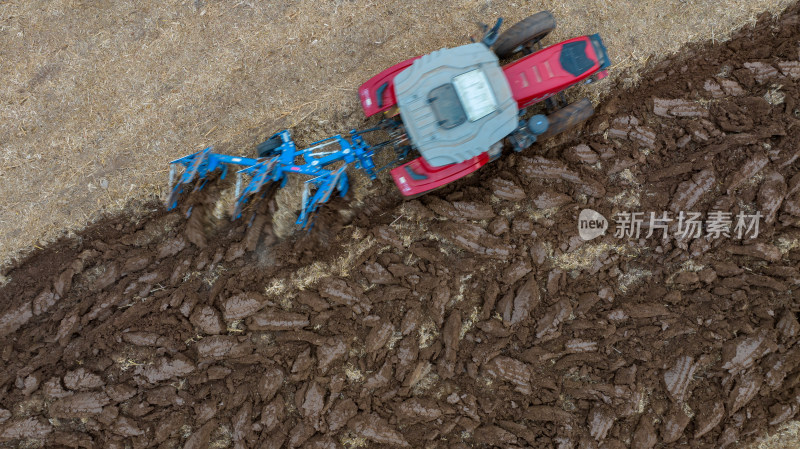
[358,56,420,117]
[390,153,489,197]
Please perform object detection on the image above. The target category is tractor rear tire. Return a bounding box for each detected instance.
[493,11,556,59]
[539,97,594,139]
[257,135,282,158]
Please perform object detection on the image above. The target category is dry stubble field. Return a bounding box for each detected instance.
[0,0,796,269]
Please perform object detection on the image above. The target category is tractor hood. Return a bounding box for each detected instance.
[394,43,518,167]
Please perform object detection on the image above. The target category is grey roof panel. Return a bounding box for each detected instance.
[394,43,518,167]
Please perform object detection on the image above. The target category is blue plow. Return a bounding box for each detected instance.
[166,127,408,229]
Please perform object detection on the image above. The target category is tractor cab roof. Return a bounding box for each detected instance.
[394,43,519,167]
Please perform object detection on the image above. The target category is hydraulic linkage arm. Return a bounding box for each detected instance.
[166,125,409,229]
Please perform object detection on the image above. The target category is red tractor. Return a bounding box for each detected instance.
[167,11,610,229]
[359,11,610,197]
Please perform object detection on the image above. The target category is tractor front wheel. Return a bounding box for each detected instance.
[493,11,556,59]
[539,98,594,139]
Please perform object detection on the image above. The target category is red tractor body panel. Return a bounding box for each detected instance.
[358,56,421,117]
[390,153,489,197]
[502,35,602,108]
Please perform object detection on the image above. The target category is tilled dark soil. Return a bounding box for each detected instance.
[2,4,800,449]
